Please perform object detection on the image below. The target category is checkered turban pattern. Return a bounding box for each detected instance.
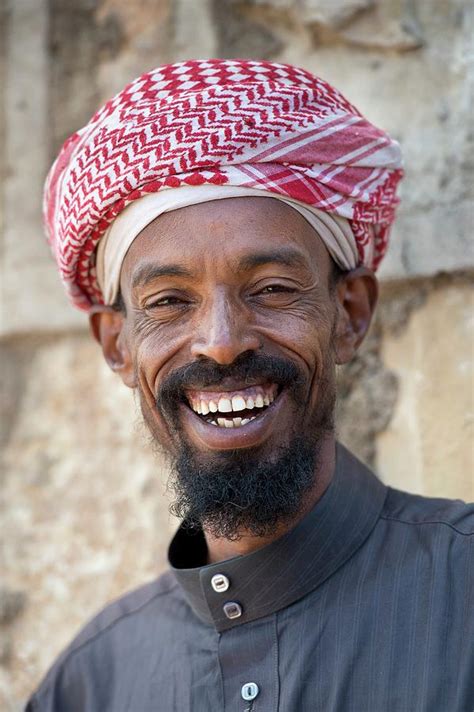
[44,59,404,310]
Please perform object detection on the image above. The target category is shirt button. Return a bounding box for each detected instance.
[241,682,259,701]
[223,601,242,619]
[211,573,230,593]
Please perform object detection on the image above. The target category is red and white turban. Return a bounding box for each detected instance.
[44,59,404,311]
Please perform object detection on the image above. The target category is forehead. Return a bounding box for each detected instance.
[121,196,332,283]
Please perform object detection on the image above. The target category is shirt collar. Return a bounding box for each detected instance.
[168,443,387,632]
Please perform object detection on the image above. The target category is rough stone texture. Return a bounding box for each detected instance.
[1,0,85,337]
[1,0,473,708]
[0,589,26,673]
[336,323,399,467]
[0,590,26,626]
[212,0,284,58]
[377,279,474,498]
[0,335,177,709]
[305,0,424,51]
[49,0,103,153]
[95,0,173,102]
[299,0,376,30]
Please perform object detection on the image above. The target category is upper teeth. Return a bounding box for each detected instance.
[187,386,276,416]
[231,395,245,411]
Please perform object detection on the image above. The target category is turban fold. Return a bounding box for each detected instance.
[44,59,404,311]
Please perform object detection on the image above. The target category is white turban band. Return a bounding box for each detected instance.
[95,184,364,305]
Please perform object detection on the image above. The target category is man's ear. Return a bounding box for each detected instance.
[89,306,136,388]
[333,267,378,365]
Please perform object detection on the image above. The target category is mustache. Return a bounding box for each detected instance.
[156,352,305,412]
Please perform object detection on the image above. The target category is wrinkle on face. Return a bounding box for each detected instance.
[91,197,377,543]
[119,197,339,454]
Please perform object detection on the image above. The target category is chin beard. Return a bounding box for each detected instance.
[166,427,331,540]
[146,350,336,540]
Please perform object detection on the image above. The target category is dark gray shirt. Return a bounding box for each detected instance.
[27,446,474,712]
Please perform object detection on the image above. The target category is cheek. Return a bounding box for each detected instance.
[132,331,185,448]
[133,323,189,402]
[258,304,335,377]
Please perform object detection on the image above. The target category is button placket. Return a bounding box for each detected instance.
[241,682,259,701]
[217,617,277,712]
[208,572,244,621]
[211,573,230,593]
[223,601,243,620]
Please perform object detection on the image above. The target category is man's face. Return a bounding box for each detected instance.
[98,197,375,537]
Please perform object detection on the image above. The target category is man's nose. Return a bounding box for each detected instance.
[190,291,261,365]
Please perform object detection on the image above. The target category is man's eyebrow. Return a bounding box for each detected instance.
[132,263,192,289]
[236,248,310,272]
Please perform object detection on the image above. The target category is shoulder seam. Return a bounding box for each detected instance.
[68,579,180,657]
[380,514,473,537]
[38,578,179,694]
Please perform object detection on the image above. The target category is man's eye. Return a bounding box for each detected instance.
[258,285,296,294]
[146,296,185,309]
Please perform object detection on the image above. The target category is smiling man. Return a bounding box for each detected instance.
[28,60,473,712]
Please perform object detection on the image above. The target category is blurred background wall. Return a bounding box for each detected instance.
[1,0,473,707]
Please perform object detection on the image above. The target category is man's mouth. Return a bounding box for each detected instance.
[184,383,280,428]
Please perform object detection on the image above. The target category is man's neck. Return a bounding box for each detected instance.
[204,435,336,564]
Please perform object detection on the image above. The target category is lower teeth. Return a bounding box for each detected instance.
[209,415,257,428]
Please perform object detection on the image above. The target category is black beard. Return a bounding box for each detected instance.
[167,431,331,540]
[152,351,336,540]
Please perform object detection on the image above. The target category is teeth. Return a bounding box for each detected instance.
[190,387,277,415]
[218,397,232,413]
[231,395,246,412]
[210,414,260,428]
[215,417,235,428]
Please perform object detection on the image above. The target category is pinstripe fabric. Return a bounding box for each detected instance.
[27,445,474,712]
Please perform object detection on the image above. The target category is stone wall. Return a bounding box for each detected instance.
[1,0,473,708]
